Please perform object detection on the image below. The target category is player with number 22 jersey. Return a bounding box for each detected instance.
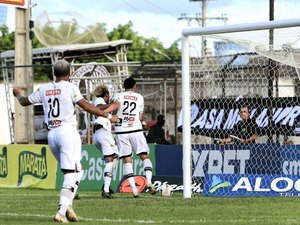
[114,91,144,133]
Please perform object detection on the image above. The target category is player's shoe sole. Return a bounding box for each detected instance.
[54,212,68,223]
[73,194,80,200]
[66,207,78,222]
[102,191,114,199]
[132,190,140,198]
[102,184,115,194]
[147,184,157,195]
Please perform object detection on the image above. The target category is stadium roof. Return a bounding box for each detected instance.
[0,39,133,62]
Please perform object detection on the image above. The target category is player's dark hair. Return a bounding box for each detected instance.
[123,77,136,89]
[99,89,109,98]
[53,59,70,77]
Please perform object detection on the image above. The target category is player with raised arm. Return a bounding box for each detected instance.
[13,59,117,223]
[107,77,156,197]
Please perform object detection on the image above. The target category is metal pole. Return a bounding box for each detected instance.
[182,35,192,198]
[267,0,274,143]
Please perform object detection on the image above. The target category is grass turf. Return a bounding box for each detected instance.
[1,188,300,225]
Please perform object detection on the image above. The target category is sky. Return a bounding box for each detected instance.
[5,0,300,48]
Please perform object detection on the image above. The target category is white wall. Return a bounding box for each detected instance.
[0,82,12,144]
[0,82,46,144]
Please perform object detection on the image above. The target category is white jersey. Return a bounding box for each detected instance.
[93,97,111,132]
[114,91,143,133]
[28,80,83,129]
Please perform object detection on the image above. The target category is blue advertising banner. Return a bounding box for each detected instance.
[155,144,300,178]
[204,174,300,197]
[155,144,182,176]
[280,145,300,175]
[192,144,282,178]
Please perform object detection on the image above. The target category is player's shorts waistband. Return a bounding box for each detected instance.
[115,129,143,134]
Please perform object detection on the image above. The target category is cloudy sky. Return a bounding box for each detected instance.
[6,0,300,47]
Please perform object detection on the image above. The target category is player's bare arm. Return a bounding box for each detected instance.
[96,104,109,110]
[104,101,120,113]
[97,101,119,111]
[13,87,32,106]
[77,99,118,122]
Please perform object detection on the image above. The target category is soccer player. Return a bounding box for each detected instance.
[92,84,119,199]
[106,77,156,197]
[13,59,117,223]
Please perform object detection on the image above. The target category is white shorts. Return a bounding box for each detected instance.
[93,128,119,157]
[115,131,149,158]
[47,126,82,171]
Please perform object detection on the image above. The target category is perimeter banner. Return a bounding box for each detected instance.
[55,144,156,191]
[0,144,58,188]
[204,174,300,197]
[177,97,300,138]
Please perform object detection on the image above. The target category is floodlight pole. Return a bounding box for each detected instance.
[14,0,34,143]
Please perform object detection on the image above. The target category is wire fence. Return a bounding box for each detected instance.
[2,62,181,145]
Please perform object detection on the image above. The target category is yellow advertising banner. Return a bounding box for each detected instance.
[0,144,58,189]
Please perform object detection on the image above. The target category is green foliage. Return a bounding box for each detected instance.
[107,21,181,61]
[0,25,15,51]
[1,188,300,225]
[0,21,181,81]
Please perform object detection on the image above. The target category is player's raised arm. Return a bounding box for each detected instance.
[76,99,118,123]
[13,87,32,106]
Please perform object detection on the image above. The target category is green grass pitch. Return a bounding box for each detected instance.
[1,188,300,225]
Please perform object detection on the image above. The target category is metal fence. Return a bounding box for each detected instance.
[3,61,182,145]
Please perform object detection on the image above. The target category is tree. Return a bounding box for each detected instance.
[107,22,180,61]
[0,22,181,80]
[0,25,15,51]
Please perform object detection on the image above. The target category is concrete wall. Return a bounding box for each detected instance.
[0,82,12,144]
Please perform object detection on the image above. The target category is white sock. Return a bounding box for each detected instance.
[143,159,153,186]
[124,163,138,193]
[59,173,76,215]
[112,157,118,170]
[71,170,84,202]
[103,162,113,192]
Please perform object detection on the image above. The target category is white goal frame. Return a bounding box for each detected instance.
[181,18,300,198]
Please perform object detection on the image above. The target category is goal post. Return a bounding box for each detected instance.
[181,18,300,198]
[181,36,192,198]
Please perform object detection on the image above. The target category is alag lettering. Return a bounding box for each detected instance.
[232,177,300,193]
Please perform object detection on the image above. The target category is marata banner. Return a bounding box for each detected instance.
[178,97,300,138]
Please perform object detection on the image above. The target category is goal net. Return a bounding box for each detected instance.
[179,19,300,198]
